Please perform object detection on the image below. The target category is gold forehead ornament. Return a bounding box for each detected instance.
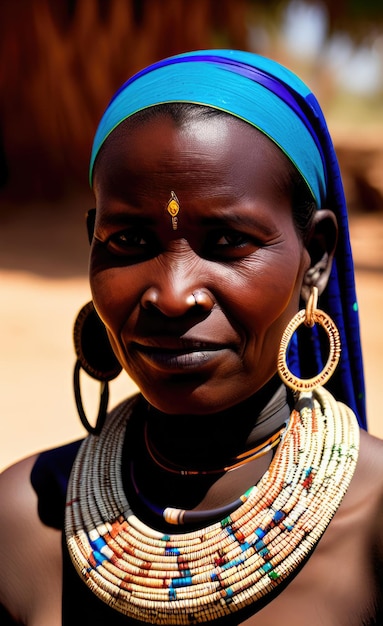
[166,191,180,230]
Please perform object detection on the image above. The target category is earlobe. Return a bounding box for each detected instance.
[301,209,338,302]
[86,208,96,245]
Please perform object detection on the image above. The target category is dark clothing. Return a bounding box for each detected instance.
[30,440,143,625]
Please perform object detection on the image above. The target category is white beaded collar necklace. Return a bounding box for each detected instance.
[65,387,359,624]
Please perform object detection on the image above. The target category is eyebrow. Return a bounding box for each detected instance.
[200,211,276,236]
[97,212,156,228]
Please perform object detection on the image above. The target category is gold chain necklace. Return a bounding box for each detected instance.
[65,387,359,624]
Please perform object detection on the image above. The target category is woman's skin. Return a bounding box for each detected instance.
[0,113,382,625]
[91,113,314,417]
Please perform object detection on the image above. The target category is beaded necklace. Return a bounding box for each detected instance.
[65,386,359,624]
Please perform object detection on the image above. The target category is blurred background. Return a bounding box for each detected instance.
[1,0,382,471]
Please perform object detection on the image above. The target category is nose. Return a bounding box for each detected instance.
[140,250,215,317]
[141,286,214,317]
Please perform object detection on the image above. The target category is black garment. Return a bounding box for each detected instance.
[31,440,83,530]
[31,440,143,625]
[0,603,18,625]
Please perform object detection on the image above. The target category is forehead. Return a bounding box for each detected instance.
[94,111,293,195]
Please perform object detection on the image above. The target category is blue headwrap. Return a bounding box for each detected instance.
[90,49,367,429]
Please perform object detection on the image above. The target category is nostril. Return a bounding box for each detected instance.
[140,286,215,317]
[193,290,215,311]
[141,287,160,310]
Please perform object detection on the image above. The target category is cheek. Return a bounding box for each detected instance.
[228,250,304,331]
[90,264,140,335]
[253,252,310,357]
[226,249,308,378]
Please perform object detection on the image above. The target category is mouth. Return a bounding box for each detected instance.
[130,340,232,371]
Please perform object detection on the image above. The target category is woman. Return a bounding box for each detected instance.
[0,49,382,626]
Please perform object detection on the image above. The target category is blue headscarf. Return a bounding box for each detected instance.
[90,49,367,429]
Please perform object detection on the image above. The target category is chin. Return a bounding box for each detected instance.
[138,377,254,416]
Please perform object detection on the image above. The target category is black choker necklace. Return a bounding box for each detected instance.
[144,422,286,476]
[143,385,290,476]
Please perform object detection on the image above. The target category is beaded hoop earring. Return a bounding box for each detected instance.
[277,286,341,392]
[73,301,122,435]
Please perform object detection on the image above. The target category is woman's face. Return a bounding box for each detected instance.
[91,113,311,414]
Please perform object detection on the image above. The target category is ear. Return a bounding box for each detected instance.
[86,208,96,245]
[301,209,338,302]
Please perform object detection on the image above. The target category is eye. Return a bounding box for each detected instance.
[105,228,156,258]
[215,232,250,247]
[204,229,261,259]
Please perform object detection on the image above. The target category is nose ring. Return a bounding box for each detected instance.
[141,288,214,313]
[186,290,214,311]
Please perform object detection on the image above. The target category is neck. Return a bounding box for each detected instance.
[144,377,291,471]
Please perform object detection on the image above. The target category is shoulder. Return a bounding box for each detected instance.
[349,429,383,508]
[0,455,58,622]
[359,431,383,596]
[357,429,383,487]
[0,454,40,526]
[0,443,82,623]
[333,426,383,540]
[353,430,383,554]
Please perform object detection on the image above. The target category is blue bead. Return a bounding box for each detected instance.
[222,557,245,570]
[171,576,192,588]
[273,510,285,522]
[90,537,107,553]
[255,528,265,539]
[92,551,105,567]
[165,547,180,556]
[262,562,272,573]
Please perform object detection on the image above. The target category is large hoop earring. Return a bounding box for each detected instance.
[277,287,341,392]
[73,302,122,435]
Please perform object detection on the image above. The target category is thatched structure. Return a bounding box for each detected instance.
[0,0,249,198]
[0,0,382,208]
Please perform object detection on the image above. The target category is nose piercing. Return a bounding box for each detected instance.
[142,288,214,313]
[186,290,215,311]
[166,191,180,230]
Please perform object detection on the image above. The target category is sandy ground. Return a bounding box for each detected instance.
[0,192,382,472]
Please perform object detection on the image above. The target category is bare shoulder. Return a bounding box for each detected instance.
[355,430,383,551]
[350,429,383,506]
[0,455,62,624]
[0,455,41,559]
[358,429,383,485]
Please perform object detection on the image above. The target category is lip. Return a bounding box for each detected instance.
[130,339,233,371]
